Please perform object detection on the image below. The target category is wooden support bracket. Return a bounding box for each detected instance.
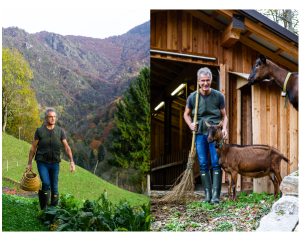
[221,22,242,48]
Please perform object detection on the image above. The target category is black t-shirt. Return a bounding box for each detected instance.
[34,125,67,141]
[186,90,225,110]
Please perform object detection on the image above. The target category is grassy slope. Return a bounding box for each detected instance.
[2,133,149,206]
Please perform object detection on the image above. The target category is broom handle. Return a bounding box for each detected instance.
[190,82,200,152]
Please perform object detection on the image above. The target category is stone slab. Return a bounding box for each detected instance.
[256,196,298,232]
[280,170,299,197]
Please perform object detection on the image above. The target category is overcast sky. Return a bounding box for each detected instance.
[1,1,150,39]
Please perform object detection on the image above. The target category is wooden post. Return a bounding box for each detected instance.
[164,96,172,188]
[179,106,183,151]
[220,64,229,183]
[279,96,288,178]
[252,84,262,194]
[236,89,242,192]
[268,85,277,194]
[289,105,298,174]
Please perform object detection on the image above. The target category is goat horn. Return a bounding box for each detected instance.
[205,121,211,127]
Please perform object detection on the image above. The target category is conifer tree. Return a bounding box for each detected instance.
[89,149,96,169]
[98,144,105,162]
[107,67,150,175]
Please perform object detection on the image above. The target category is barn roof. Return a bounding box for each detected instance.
[197,9,298,65]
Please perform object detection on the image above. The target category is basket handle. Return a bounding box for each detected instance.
[25,168,36,175]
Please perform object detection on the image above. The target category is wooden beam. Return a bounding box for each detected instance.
[150,54,219,66]
[151,10,167,13]
[221,22,243,48]
[151,160,185,171]
[151,58,182,74]
[151,47,217,60]
[184,10,226,31]
[151,88,163,95]
[210,12,219,19]
[151,65,176,80]
[244,31,252,38]
[151,73,170,86]
[257,22,263,26]
[239,35,298,72]
[173,97,186,107]
[214,10,237,20]
[244,18,298,58]
[216,10,298,58]
[275,48,284,55]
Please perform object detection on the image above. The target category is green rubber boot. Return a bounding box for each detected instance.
[51,192,59,207]
[210,170,223,204]
[38,190,50,210]
[200,171,212,203]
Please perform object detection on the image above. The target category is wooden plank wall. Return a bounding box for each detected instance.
[151,10,220,66]
[252,82,298,194]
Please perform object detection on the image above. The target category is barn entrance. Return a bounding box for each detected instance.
[150,57,220,190]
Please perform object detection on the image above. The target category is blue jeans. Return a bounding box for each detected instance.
[195,134,221,172]
[37,161,59,193]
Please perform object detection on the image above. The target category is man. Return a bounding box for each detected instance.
[184,67,228,204]
[26,108,75,210]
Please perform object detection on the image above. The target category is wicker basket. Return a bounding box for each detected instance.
[20,169,41,191]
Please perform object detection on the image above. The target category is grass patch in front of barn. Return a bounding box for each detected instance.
[150,191,278,231]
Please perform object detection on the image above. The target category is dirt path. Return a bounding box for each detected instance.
[150,193,275,231]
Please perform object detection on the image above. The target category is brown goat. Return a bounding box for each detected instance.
[205,121,290,202]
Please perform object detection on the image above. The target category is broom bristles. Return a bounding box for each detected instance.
[159,148,197,203]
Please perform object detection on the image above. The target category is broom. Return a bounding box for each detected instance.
[160,82,200,203]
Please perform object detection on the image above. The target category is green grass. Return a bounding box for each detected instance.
[2,133,149,206]
[2,194,47,231]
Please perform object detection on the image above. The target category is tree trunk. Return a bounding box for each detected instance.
[286,10,293,32]
[2,105,7,133]
[146,174,151,196]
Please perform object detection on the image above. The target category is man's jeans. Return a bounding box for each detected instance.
[37,161,59,193]
[195,134,221,172]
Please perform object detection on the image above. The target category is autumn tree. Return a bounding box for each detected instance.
[107,67,150,175]
[2,47,34,133]
[6,87,42,143]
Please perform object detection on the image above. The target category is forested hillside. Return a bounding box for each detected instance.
[2,21,150,190]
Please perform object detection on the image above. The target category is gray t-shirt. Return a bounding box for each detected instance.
[34,125,67,141]
[186,90,225,110]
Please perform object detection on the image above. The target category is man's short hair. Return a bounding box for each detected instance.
[197,67,213,81]
[45,108,57,117]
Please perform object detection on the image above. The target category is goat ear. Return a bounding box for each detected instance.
[259,54,267,64]
[205,121,211,128]
[217,121,223,128]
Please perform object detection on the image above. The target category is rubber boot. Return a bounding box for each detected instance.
[51,192,59,207]
[38,190,50,210]
[200,171,212,203]
[210,170,223,204]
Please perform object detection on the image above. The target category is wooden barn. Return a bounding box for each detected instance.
[150,10,298,194]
